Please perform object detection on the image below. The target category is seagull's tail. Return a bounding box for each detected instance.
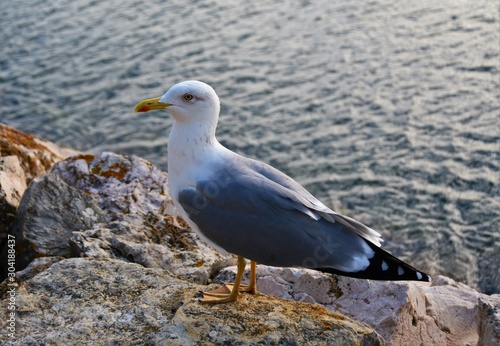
[318,241,432,282]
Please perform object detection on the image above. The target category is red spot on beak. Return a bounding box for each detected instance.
[136,107,149,112]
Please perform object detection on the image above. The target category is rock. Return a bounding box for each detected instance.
[50,152,234,283]
[477,294,500,346]
[0,124,80,278]
[215,265,338,305]
[0,156,27,251]
[51,152,174,221]
[14,256,65,282]
[161,290,384,346]
[331,276,442,346]
[0,173,106,281]
[0,156,26,211]
[0,123,79,183]
[216,266,500,345]
[0,257,384,345]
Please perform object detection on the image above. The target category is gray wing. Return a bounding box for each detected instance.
[244,156,383,246]
[177,155,377,273]
[178,154,431,282]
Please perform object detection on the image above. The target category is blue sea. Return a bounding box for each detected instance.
[1,0,498,294]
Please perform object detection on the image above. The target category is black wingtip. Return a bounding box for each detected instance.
[318,241,432,282]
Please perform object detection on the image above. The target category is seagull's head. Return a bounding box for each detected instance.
[134,80,220,125]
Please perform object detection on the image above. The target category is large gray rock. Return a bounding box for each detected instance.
[0,156,27,251]
[477,294,500,346]
[0,124,80,278]
[0,173,106,280]
[0,257,384,345]
[216,265,500,345]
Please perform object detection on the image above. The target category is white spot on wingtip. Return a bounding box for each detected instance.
[397,266,404,275]
[417,271,423,280]
[381,261,388,271]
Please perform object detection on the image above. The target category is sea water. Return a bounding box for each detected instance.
[1,0,498,294]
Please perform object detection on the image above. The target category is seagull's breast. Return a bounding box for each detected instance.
[167,139,231,255]
[167,123,229,222]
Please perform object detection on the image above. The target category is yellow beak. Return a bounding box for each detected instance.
[134,97,170,113]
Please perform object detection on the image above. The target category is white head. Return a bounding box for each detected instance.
[135,80,220,127]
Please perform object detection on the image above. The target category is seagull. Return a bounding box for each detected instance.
[134,80,431,303]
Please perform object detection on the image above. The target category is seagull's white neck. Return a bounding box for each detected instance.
[167,120,225,192]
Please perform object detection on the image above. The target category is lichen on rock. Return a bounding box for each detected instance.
[0,123,78,183]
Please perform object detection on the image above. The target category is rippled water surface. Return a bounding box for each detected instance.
[1,0,498,293]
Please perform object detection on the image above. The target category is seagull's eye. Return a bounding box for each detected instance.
[183,93,194,101]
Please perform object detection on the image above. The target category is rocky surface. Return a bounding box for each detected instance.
[51,152,235,284]
[0,173,107,279]
[0,123,78,184]
[1,151,234,284]
[1,125,499,345]
[0,156,27,251]
[217,266,500,346]
[0,258,383,345]
[0,122,78,256]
